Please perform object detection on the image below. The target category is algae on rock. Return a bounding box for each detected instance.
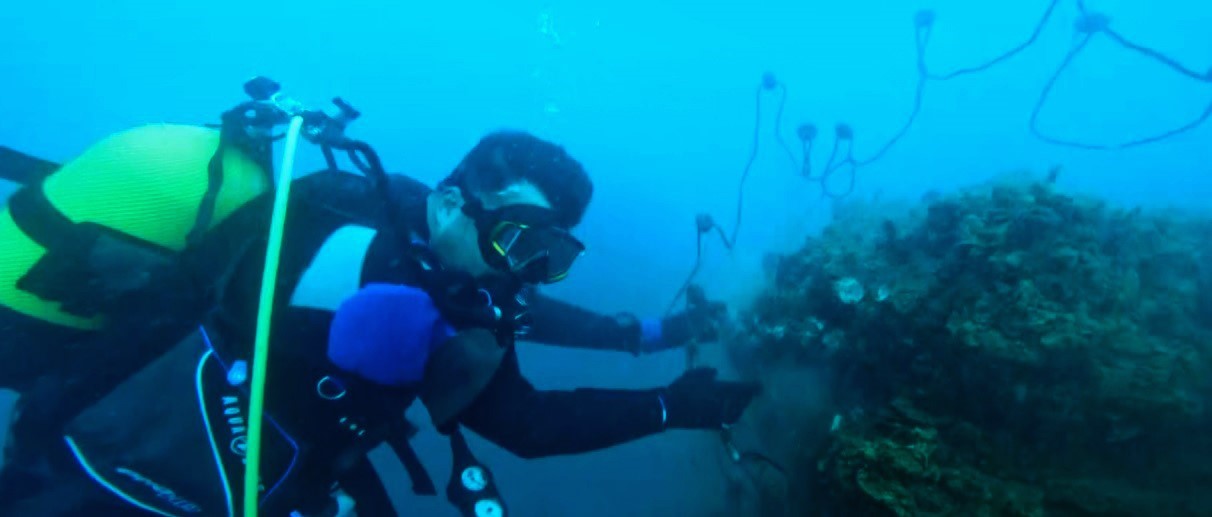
[732,174,1212,515]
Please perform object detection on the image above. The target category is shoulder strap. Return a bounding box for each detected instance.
[186,115,276,247]
[331,417,438,517]
[0,146,58,185]
[7,181,91,253]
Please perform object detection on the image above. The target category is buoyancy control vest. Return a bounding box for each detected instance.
[46,166,510,516]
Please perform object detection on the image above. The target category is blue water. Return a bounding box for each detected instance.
[1,0,1209,515]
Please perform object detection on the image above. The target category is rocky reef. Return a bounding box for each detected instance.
[728,173,1212,516]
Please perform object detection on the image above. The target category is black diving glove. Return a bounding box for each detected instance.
[660,368,761,430]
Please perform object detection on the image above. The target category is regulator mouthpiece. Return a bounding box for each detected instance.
[797,123,818,142]
[835,123,854,140]
[761,72,779,91]
[685,284,708,308]
[914,9,936,29]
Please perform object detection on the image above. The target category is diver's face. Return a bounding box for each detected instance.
[427,181,553,279]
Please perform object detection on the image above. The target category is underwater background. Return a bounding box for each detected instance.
[1,0,1210,515]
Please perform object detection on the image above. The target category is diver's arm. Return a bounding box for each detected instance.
[526,293,723,355]
[524,294,648,354]
[457,348,667,459]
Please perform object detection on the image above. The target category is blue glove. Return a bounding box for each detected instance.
[640,317,665,348]
[328,283,456,386]
[636,304,727,353]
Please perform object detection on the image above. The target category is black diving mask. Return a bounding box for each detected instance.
[461,196,585,285]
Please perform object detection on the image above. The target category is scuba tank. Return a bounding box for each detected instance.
[0,123,272,329]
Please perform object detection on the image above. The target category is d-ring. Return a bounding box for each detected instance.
[316,376,347,400]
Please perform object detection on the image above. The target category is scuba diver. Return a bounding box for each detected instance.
[0,78,759,516]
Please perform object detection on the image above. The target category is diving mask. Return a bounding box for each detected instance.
[461,196,585,284]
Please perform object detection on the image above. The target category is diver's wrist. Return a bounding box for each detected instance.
[613,312,647,355]
[640,317,664,347]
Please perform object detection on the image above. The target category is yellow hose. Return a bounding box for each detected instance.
[243,115,304,517]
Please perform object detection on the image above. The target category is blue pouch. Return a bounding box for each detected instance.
[328,283,456,386]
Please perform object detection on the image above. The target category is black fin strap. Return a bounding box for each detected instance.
[386,424,438,496]
[7,181,94,255]
[336,455,398,517]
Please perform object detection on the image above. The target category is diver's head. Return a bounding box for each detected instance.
[427,130,592,285]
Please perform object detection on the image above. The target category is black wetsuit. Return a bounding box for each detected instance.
[221,170,667,456]
[0,169,668,516]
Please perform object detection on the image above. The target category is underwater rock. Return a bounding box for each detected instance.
[834,277,865,304]
[730,173,1212,516]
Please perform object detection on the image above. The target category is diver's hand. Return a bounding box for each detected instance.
[660,368,761,430]
[655,298,729,348]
